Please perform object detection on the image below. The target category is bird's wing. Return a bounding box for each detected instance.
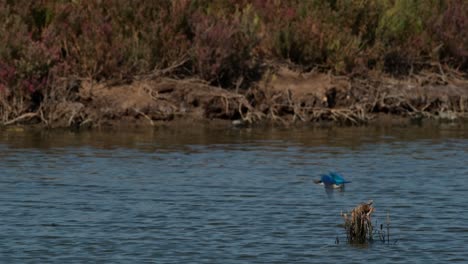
[320,174,336,185]
[329,172,351,184]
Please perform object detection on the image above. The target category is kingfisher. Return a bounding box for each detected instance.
[314,172,351,189]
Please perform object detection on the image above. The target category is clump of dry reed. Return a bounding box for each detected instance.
[341,200,375,244]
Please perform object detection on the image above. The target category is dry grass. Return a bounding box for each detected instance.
[341,200,376,244]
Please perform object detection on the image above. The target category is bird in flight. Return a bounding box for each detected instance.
[314,172,351,190]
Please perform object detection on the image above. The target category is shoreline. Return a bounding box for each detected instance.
[1,2,467,130]
[1,67,467,130]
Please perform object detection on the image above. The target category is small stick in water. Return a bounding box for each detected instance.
[386,211,390,244]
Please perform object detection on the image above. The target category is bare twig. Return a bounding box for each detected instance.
[386,211,390,244]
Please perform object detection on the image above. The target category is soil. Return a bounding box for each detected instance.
[2,66,468,129]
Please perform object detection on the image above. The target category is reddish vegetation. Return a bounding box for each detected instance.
[0,1,467,127]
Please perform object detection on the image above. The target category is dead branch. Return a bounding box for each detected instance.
[137,55,190,80]
[3,112,38,125]
[133,108,154,126]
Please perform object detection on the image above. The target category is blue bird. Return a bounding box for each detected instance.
[329,172,351,185]
[314,172,351,189]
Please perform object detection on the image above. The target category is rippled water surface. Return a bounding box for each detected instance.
[1,122,467,263]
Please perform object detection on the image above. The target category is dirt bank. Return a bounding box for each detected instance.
[1,67,468,129]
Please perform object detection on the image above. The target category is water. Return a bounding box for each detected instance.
[0,122,467,263]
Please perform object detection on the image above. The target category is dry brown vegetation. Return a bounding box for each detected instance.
[1,65,467,128]
[341,200,376,244]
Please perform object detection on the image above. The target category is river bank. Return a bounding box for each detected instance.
[1,66,467,129]
[1,2,467,129]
